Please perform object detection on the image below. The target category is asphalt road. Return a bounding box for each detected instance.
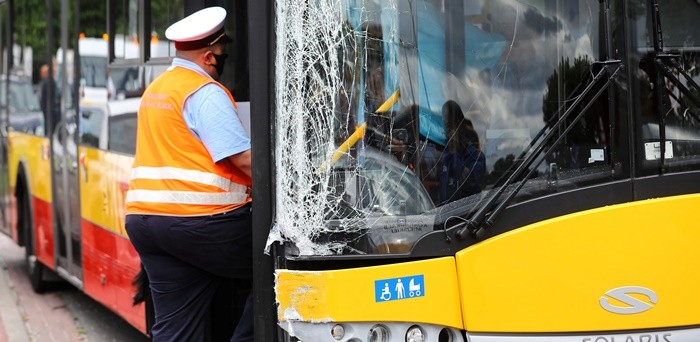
[0,232,149,342]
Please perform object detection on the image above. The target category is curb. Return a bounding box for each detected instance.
[0,254,32,341]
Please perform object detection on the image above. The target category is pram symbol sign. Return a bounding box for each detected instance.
[374,275,425,302]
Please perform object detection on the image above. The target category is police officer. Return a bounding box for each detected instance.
[125,7,253,342]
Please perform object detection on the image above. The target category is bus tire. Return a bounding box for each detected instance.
[19,182,48,293]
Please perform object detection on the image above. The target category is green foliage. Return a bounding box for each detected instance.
[541,56,592,125]
[79,1,107,38]
[151,0,183,38]
[13,0,82,81]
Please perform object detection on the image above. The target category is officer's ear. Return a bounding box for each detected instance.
[202,49,215,66]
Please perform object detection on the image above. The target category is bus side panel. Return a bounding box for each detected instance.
[456,194,700,333]
[114,235,145,333]
[33,196,55,269]
[82,219,145,334]
[80,147,145,333]
[82,219,116,312]
[8,133,54,269]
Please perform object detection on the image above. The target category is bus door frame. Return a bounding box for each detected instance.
[0,2,10,235]
[48,0,83,287]
[0,77,8,235]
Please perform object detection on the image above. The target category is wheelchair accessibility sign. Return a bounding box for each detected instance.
[374,275,424,302]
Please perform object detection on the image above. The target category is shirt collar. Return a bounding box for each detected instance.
[170,58,212,79]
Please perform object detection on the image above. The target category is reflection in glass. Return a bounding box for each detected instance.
[79,107,105,148]
[113,0,140,59]
[108,113,137,154]
[151,0,183,58]
[632,0,700,173]
[273,0,621,256]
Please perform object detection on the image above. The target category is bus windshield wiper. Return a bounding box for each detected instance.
[451,0,624,240]
[453,59,622,240]
[647,0,700,173]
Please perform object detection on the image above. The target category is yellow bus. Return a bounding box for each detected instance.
[2,0,700,341]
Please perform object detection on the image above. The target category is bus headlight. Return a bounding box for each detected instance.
[368,324,390,342]
[331,324,345,340]
[405,325,425,342]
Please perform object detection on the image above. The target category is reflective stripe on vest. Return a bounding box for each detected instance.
[126,166,248,205]
[130,166,248,193]
[126,190,248,205]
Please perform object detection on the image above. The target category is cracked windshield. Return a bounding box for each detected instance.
[271,0,617,256]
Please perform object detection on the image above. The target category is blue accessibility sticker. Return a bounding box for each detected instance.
[374,275,424,302]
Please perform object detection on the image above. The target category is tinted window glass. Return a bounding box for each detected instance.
[114,0,141,60]
[9,81,41,113]
[631,0,700,174]
[108,113,137,155]
[79,107,105,148]
[110,65,143,98]
[150,0,182,58]
[7,79,44,135]
[81,56,109,88]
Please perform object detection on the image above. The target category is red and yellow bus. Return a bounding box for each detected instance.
[2,0,700,341]
[0,0,151,334]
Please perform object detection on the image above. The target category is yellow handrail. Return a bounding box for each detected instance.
[320,89,401,171]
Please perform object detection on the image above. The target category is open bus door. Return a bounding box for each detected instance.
[48,0,82,287]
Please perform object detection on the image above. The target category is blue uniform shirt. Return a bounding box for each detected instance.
[171,58,251,163]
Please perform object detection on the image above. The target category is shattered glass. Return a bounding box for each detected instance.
[270,0,617,256]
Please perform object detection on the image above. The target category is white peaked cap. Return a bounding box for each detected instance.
[165,7,230,50]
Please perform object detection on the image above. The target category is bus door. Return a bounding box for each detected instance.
[50,1,82,285]
[0,82,7,234]
[51,107,82,284]
[0,3,8,235]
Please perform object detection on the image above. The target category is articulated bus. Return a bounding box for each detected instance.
[1,0,699,341]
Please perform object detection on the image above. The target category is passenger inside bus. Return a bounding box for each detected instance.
[438,100,486,204]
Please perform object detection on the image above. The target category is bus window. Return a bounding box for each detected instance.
[8,79,44,136]
[108,113,137,155]
[114,1,141,60]
[110,65,143,99]
[81,55,109,88]
[79,107,105,148]
[272,0,625,255]
[632,0,700,175]
[150,0,183,59]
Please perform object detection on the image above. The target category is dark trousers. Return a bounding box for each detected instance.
[126,204,253,342]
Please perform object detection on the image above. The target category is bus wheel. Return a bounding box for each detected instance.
[26,248,47,293]
[21,189,48,293]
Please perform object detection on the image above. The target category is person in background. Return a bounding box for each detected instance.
[124,7,253,342]
[38,62,61,134]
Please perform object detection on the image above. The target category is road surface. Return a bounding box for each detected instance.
[0,232,148,342]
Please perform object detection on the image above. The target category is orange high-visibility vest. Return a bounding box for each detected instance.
[125,66,251,216]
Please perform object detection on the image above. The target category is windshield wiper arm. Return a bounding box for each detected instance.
[454,60,622,240]
[646,0,700,174]
[654,55,700,111]
[490,81,586,189]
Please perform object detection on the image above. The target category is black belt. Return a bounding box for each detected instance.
[211,202,252,217]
